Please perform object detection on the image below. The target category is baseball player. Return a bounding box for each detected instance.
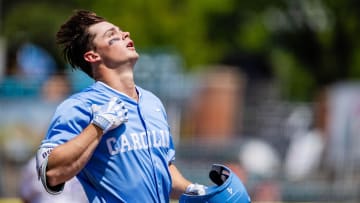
[36,10,206,203]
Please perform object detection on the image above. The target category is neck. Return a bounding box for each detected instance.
[95,66,138,101]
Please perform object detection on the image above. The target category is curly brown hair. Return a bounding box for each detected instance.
[56,10,105,78]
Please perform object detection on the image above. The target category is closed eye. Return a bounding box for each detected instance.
[107,31,116,38]
[103,27,120,38]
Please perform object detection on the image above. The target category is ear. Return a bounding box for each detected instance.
[84,51,100,63]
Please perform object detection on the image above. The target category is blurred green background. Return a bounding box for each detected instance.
[1,0,360,202]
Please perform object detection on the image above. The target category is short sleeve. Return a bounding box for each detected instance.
[36,98,92,194]
[45,98,92,143]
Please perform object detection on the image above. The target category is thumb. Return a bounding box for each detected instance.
[91,104,100,113]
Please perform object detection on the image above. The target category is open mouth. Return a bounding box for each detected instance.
[127,41,134,48]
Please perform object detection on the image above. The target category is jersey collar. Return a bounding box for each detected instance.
[96,81,141,102]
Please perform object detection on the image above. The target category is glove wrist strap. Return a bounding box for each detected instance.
[92,115,111,133]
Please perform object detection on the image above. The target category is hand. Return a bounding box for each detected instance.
[91,97,128,133]
[185,183,207,195]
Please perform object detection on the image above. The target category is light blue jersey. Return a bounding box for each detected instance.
[37,81,175,203]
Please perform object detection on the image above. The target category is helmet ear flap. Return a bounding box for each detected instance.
[209,165,230,186]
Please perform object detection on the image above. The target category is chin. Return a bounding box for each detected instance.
[129,54,139,65]
[130,52,139,60]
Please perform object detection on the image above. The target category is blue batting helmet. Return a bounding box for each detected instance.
[179,164,251,203]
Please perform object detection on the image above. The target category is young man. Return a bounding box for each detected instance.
[36,10,206,203]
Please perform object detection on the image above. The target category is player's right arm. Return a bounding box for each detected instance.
[37,123,103,194]
[36,97,128,194]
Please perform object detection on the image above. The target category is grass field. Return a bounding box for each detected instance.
[0,199,22,203]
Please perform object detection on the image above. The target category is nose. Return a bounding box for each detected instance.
[121,31,130,40]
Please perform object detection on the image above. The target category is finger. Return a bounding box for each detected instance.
[113,105,121,111]
[91,104,100,112]
[114,97,122,104]
[119,101,125,108]
[107,97,118,111]
[120,116,128,123]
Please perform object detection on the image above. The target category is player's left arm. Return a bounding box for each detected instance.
[169,163,192,199]
[169,163,208,199]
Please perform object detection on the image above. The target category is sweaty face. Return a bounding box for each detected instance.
[88,21,139,67]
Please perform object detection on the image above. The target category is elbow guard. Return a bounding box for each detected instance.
[36,143,65,195]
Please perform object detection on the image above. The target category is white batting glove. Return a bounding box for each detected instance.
[185,183,207,195]
[91,97,128,133]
